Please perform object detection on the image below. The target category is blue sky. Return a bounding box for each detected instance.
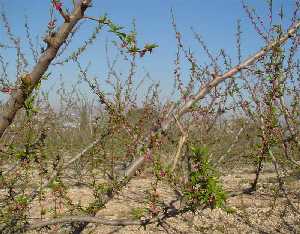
[0,0,298,105]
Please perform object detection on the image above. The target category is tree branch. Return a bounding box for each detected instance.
[91,24,300,234]
[0,0,92,139]
[124,20,300,183]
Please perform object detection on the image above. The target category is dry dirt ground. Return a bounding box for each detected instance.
[26,165,300,234]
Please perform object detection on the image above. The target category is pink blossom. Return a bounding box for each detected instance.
[144,149,152,161]
[0,87,16,94]
[48,20,56,30]
[159,170,166,177]
[53,0,62,11]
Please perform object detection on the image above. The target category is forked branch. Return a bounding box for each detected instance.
[124,20,300,181]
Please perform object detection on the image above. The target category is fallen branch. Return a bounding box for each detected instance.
[25,216,147,230]
[24,206,186,232]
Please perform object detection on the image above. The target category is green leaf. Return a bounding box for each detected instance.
[266,75,273,81]
[116,32,127,39]
[98,15,108,24]
[144,43,158,50]
[16,195,29,205]
[128,46,139,53]
[109,23,123,33]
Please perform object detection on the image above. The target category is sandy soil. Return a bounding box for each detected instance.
[25,166,300,234]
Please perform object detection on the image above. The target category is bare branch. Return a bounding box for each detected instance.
[124,20,300,183]
[171,113,188,171]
